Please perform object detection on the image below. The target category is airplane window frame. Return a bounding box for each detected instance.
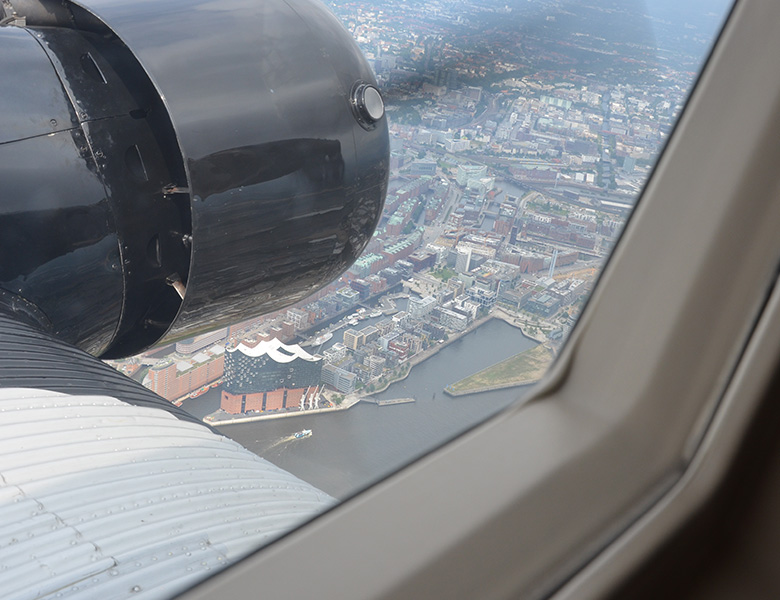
[180,0,780,598]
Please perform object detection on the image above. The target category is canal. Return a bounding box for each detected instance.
[480,179,528,232]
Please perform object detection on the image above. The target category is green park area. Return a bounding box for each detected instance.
[430,266,457,282]
[445,344,553,396]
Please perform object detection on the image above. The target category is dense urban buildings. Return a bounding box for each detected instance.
[112,0,722,421]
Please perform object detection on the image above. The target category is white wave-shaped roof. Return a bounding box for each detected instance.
[0,388,333,600]
[228,338,320,363]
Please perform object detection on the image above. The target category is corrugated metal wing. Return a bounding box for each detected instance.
[0,389,333,599]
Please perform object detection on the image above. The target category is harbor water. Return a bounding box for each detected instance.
[209,318,539,499]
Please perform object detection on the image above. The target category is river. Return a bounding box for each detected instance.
[203,318,538,499]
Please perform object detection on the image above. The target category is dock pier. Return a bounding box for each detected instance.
[361,397,416,407]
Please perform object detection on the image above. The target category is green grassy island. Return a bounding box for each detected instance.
[444,344,554,396]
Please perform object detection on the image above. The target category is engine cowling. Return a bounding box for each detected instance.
[0,0,388,358]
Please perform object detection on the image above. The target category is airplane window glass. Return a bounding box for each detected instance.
[108,0,733,563]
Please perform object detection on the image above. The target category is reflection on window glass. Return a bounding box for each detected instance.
[110,0,730,505]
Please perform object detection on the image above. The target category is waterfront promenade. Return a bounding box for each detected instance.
[204,306,546,426]
[208,393,362,426]
[364,307,545,397]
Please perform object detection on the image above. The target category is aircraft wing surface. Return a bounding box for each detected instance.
[0,308,334,599]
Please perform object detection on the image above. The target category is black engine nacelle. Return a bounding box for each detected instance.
[0,0,388,358]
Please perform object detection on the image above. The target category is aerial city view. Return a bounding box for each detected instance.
[109,0,729,498]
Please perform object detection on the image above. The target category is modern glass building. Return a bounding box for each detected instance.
[221,339,322,413]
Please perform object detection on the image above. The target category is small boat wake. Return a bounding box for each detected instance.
[254,430,312,456]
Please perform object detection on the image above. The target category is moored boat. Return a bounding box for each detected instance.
[312,332,333,345]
